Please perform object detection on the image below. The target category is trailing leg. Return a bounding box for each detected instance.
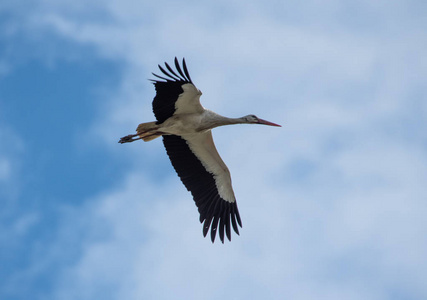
[119,133,142,143]
[136,121,162,141]
[119,121,162,144]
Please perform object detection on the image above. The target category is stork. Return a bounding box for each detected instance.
[119,58,281,243]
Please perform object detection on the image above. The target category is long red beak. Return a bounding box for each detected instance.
[258,118,282,127]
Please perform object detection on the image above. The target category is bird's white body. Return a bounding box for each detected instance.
[160,83,241,135]
[161,110,238,135]
[119,58,280,243]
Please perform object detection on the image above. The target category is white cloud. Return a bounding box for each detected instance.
[49,131,427,299]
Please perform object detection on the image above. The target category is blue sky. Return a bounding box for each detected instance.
[1,1,427,299]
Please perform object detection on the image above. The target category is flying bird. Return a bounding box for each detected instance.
[119,57,281,243]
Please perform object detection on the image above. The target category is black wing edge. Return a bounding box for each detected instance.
[150,57,193,84]
[151,57,194,124]
[162,135,242,243]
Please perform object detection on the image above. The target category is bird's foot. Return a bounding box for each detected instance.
[118,134,140,144]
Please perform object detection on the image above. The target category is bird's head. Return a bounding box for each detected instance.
[244,114,281,127]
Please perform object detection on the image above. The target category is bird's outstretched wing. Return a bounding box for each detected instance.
[151,57,203,124]
[162,133,242,243]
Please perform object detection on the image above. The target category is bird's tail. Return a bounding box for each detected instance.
[136,121,162,142]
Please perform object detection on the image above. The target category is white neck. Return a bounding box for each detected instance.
[201,110,247,130]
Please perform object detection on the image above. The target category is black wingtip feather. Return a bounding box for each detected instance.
[235,203,243,227]
[174,57,189,82]
[210,215,219,243]
[164,62,183,80]
[209,200,223,242]
[151,72,171,82]
[219,209,226,243]
[182,58,193,83]
[203,216,213,237]
[231,205,240,235]
[225,205,231,241]
[198,191,216,223]
[151,58,191,84]
[158,64,180,81]
[203,194,219,220]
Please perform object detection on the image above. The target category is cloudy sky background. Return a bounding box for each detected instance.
[1,1,427,299]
